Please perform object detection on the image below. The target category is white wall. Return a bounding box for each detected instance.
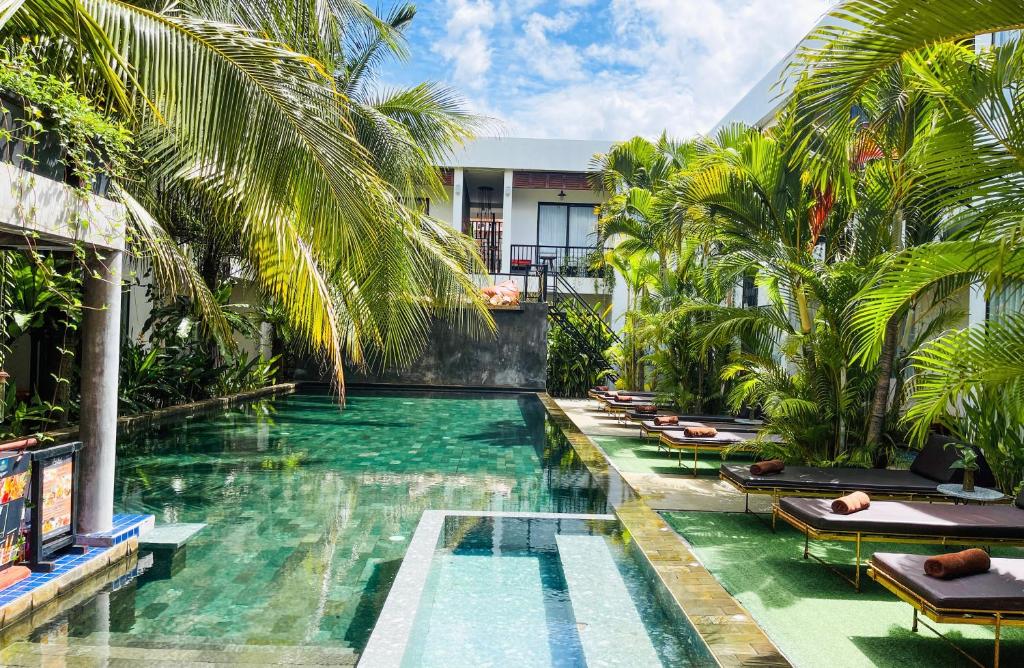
[429,185,455,227]
[508,188,603,246]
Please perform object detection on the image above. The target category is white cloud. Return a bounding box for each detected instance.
[515,11,587,82]
[434,0,832,139]
[432,0,498,86]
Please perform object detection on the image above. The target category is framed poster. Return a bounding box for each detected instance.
[41,456,73,540]
[0,454,29,567]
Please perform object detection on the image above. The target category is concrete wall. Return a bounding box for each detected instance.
[343,303,549,390]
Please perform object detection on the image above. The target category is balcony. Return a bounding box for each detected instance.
[1,93,111,197]
[510,245,606,278]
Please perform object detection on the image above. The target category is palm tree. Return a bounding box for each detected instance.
[791,1,1024,485]
[2,0,492,389]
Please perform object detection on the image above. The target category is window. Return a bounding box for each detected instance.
[536,203,598,248]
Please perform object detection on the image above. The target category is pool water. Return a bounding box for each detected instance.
[396,516,715,667]
[2,390,608,661]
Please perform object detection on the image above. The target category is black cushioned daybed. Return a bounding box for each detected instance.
[776,494,1024,590]
[721,434,996,502]
[869,551,1024,667]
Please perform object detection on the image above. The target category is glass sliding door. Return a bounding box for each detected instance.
[568,206,598,247]
[538,204,568,246]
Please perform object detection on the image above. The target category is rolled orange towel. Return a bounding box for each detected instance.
[924,548,991,579]
[831,491,870,515]
[635,404,657,414]
[0,565,30,591]
[617,395,633,403]
[750,459,784,475]
[595,386,609,392]
[654,416,678,426]
[683,426,718,438]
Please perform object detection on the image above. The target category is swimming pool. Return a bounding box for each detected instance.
[364,512,716,667]
[0,390,611,662]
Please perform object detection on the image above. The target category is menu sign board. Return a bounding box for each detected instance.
[0,454,30,567]
[41,456,73,540]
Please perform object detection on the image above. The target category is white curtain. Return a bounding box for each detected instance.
[538,204,567,246]
[568,206,597,247]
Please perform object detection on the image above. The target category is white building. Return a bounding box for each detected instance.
[121,136,622,357]
[432,136,616,306]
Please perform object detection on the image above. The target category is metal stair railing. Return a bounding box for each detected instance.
[545,273,619,380]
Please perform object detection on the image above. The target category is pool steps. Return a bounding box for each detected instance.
[556,534,662,667]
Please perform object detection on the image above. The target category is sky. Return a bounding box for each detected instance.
[378,0,834,142]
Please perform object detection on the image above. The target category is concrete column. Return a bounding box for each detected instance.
[79,248,123,534]
[452,168,464,232]
[500,169,514,274]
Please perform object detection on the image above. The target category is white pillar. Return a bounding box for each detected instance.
[969,283,987,328]
[79,248,123,534]
[452,168,464,232]
[500,169,513,274]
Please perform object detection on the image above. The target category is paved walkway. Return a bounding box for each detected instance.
[554,399,771,514]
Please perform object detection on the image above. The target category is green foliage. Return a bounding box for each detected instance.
[0,48,132,185]
[546,305,614,398]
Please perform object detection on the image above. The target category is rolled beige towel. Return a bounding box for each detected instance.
[831,491,870,515]
[749,459,784,475]
[924,548,991,579]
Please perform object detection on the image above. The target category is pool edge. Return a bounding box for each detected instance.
[537,393,791,668]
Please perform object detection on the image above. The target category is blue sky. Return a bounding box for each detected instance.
[378,0,833,141]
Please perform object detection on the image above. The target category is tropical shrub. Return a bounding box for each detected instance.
[546,305,615,398]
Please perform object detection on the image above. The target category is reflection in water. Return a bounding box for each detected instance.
[2,391,607,661]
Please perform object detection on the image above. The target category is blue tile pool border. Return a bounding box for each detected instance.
[0,513,152,628]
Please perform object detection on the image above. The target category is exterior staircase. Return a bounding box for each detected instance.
[546,273,620,382]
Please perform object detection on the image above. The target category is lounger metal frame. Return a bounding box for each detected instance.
[868,561,1024,667]
[657,433,758,476]
[776,504,1024,592]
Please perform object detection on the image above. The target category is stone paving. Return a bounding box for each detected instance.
[544,396,790,667]
[554,399,772,514]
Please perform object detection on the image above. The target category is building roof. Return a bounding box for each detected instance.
[440,137,617,173]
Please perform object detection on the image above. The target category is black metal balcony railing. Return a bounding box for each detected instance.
[510,245,605,278]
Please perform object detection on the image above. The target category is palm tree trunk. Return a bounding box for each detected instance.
[866,314,900,453]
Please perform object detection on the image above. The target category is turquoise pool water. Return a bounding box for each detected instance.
[4,390,609,662]
[394,516,715,668]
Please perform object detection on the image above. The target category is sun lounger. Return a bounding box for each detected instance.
[635,415,763,437]
[720,434,996,503]
[591,390,656,403]
[657,429,766,475]
[869,552,1024,666]
[776,495,1022,590]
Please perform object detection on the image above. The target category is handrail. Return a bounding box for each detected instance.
[551,274,621,345]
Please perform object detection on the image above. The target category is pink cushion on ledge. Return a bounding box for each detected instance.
[0,565,30,591]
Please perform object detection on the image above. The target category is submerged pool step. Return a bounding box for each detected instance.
[555,534,662,668]
[0,636,358,666]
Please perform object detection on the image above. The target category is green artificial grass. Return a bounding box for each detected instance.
[663,511,1024,667]
[591,435,754,477]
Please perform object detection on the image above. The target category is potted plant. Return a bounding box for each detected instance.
[947,443,980,492]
